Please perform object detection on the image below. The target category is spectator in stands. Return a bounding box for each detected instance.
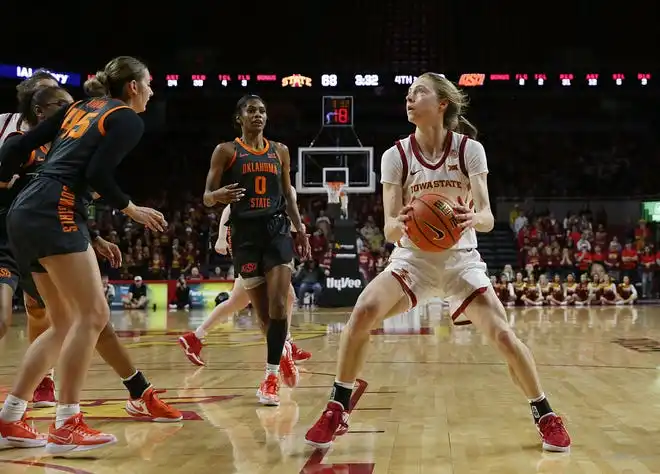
[559,248,574,278]
[513,210,527,234]
[604,242,621,281]
[594,224,608,249]
[125,276,148,310]
[310,228,328,262]
[360,215,384,251]
[608,236,622,252]
[576,233,591,252]
[188,266,203,282]
[620,242,638,280]
[170,276,191,310]
[102,275,115,307]
[294,260,325,306]
[509,204,521,231]
[315,209,332,238]
[634,220,650,251]
[358,250,375,283]
[208,266,224,280]
[639,246,655,298]
[591,245,605,267]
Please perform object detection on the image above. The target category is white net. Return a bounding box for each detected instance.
[325,182,345,204]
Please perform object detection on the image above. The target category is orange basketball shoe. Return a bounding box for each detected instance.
[304,401,349,449]
[537,413,571,452]
[0,414,47,448]
[45,413,116,454]
[279,341,300,388]
[178,332,205,366]
[256,373,280,406]
[125,387,183,422]
[33,376,56,408]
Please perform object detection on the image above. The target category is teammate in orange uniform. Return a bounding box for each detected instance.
[0,85,182,418]
[203,95,310,407]
[0,56,169,454]
[179,188,312,366]
[0,72,59,340]
[305,73,570,452]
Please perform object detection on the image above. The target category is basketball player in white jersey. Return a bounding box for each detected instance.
[0,71,59,146]
[305,72,571,452]
[178,185,312,366]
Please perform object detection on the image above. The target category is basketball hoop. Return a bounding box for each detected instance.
[325,181,345,204]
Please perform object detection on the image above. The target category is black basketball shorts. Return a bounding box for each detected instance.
[7,177,90,275]
[0,218,45,307]
[232,213,295,289]
[0,232,20,292]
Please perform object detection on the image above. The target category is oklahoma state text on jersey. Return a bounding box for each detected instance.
[222,138,286,219]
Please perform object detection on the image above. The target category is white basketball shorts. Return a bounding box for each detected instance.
[384,246,491,325]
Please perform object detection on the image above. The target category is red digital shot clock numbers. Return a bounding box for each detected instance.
[322,96,354,127]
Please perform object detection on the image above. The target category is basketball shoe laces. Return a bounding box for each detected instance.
[14,414,40,435]
[71,414,109,440]
[264,374,279,394]
[541,415,566,437]
[318,405,346,433]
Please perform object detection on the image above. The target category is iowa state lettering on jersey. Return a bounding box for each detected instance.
[409,179,462,194]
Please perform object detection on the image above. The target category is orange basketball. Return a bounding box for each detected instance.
[405,194,462,251]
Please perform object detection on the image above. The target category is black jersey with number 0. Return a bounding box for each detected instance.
[223,138,286,220]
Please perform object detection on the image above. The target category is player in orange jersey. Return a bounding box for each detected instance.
[178,192,312,366]
[0,57,171,454]
[203,95,310,407]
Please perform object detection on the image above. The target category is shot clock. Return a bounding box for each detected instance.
[322,96,354,127]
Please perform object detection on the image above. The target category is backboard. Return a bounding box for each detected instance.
[295,147,376,194]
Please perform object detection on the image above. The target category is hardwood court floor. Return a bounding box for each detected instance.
[1,304,660,473]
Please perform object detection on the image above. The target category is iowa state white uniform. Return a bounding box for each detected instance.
[380,131,491,325]
[0,113,28,147]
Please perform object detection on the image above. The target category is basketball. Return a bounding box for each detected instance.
[405,193,462,251]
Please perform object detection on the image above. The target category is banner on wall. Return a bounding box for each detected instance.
[319,219,364,307]
[108,282,168,310]
[188,281,234,309]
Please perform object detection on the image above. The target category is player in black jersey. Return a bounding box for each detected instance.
[0,56,166,454]
[0,86,183,423]
[204,94,311,406]
[0,73,60,340]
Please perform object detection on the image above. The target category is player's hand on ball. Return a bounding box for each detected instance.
[453,196,476,229]
[214,183,246,204]
[396,204,413,236]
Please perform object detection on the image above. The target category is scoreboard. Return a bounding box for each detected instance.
[0,63,655,90]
